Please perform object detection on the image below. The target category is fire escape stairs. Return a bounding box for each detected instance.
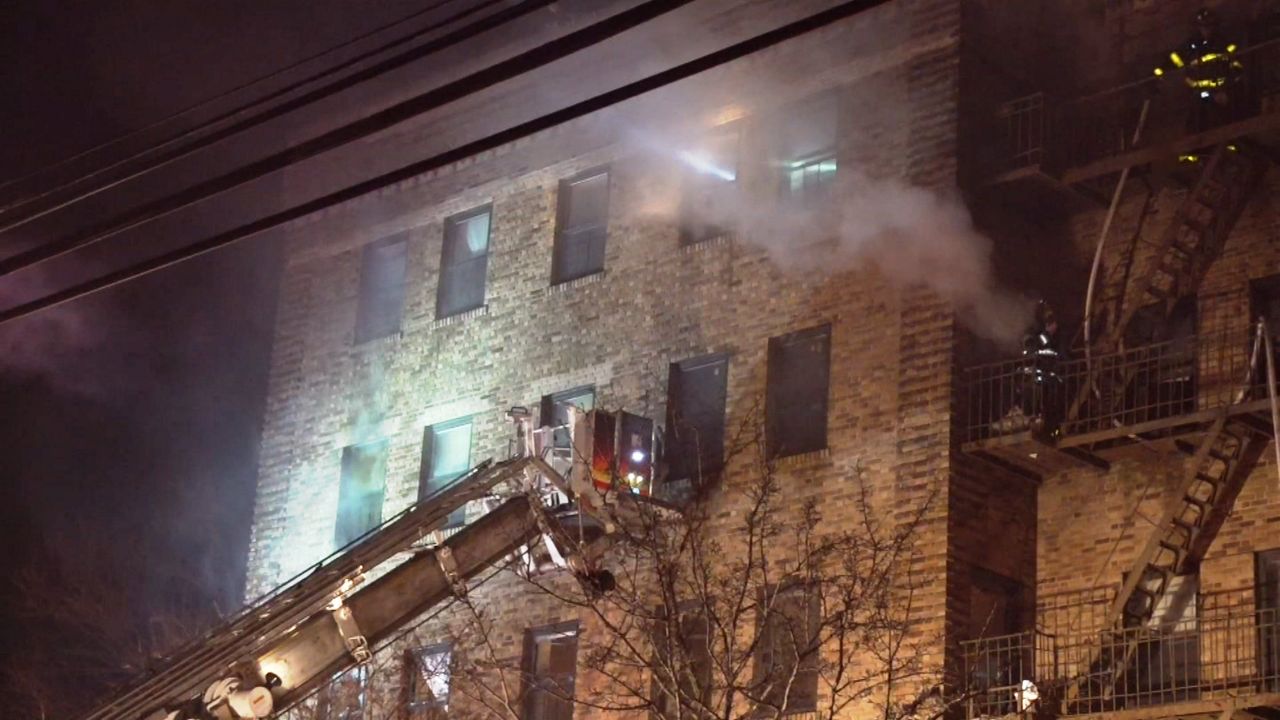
[1065,142,1270,434]
[1061,415,1270,714]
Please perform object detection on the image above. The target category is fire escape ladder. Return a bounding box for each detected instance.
[1063,415,1268,712]
[1066,143,1269,428]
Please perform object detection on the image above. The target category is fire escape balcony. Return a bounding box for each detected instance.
[960,327,1278,479]
[981,39,1280,209]
[961,605,1280,720]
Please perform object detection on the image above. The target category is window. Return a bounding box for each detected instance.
[523,622,579,720]
[552,169,609,284]
[753,585,820,715]
[680,126,740,246]
[1126,573,1200,704]
[778,93,838,205]
[355,232,408,343]
[766,325,832,458]
[437,207,491,319]
[1251,274,1280,379]
[1257,550,1280,688]
[652,610,712,720]
[541,386,595,450]
[420,417,473,528]
[317,665,370,720]
[335,441,388,548]
[407,644,452,718]
[665,354,729,493]
[786,154,838,202]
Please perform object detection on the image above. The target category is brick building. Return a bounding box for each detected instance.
[243,1,1280,719]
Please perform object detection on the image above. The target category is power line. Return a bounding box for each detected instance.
[0,0,688,278]
[0,0,894,327]
[0,0,553,232]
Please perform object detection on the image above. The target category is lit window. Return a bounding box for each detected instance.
[552,169,609,284]
[787,154,838,202]
[420,417,473,527]
[437,207,491,319]
[335,441,388,548]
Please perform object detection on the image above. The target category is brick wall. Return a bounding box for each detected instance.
[247,0,976,716]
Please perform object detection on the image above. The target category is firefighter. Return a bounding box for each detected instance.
[1020,300,1065,436]
[1153,8,1244,161]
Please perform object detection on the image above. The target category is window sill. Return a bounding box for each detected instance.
[771,447,830,470]
[431,304,488,329]
[549,270,605,293]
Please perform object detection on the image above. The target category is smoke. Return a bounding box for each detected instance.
[0,263,116,393]
[619,120,1032,347]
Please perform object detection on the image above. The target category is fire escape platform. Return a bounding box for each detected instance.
[1063,692,1280,720]
[963,431,1110,482]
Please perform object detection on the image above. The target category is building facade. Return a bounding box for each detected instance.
[244,1,1280,719]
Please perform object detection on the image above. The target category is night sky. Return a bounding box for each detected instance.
[0,1,426,714]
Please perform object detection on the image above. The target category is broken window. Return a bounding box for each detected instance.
[335,440,388,548]
[420,417,473,528]
[316,664,370,720]
[665,354,729,495]
[437,206,491,319]
[407,643,452,719]
[541,386,595,450]
[552,169,609,284]
[753,585,820,715]
[355,232,408,343]
[651,609,712,720]
[680,124,740,246]
[766,325,832,459]
[523,622,579,720]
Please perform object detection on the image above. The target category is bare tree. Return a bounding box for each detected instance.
[434,409,950,720]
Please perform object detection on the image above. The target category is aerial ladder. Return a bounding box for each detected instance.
[1060,131,1272,709]
[79,407,669,720]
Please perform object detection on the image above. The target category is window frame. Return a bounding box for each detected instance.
[752,583,821,716]
[679,124,741,247]
[436,205,493,319]
[765,324,832,459]
[522,620,581,720]
[541,386,596,451]
[354,232,409,344]
[419,416,474,527]
[406,642,453,717]
[334,440,389,548]
[551,167,610,285]
[650,604,713,720]
[665,353,730,492]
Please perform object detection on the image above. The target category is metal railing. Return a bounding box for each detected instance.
[961,327,1272,445]
[962,607,1280,718]
[987,39,1280,177]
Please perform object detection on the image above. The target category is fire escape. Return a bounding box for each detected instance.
[960,37,1280,720]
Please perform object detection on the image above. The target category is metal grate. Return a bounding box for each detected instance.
[961,327,1270,445]
[961,606,1280,719]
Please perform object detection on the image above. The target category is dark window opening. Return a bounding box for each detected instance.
[1123,297,1198,424]
[651,609,712,720]
[965,569,1031,716]
[1251,274,1280,382]
[552,169,609,284]
[407,643,452,719]
[766,325,831,459]
[665,354,729,496]
[437,206,491,319]
[355,233,408,343]
[420,417,473,528]
[753,585,820,715]
[1257,549,1280,689]
[680,126,740,246]
[541,386,595,451]
[335,441,388,548]
[1123,573,1200,705]
[523,622,579,720]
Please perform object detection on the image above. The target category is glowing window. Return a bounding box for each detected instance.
[335,441,388,548]
[437,207,491,319]
[420,417,473,527]
[552,169,609,284]
[408,643,452,717]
